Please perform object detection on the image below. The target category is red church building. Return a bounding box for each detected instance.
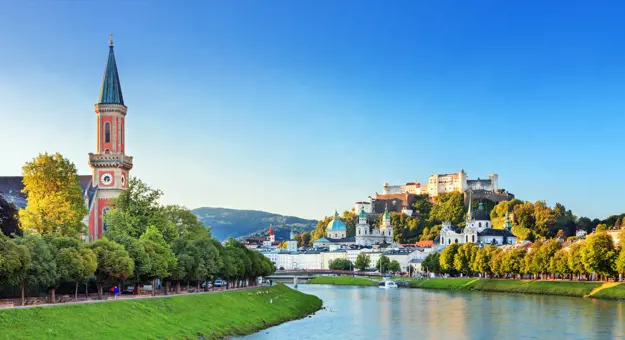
[0,36,132,241]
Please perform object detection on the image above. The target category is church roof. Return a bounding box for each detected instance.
[478,229,515,237]
[327,210,346,231]
[0,175,92,209]
[98,38,124,105]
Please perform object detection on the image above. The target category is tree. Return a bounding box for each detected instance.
[429,192,465,225]
[47,236,97,301]
[277,241,287,249]
[376,255,391,274]
[19,153,87,237]
[0,233,31,304]
[0,196,20,236]
[550,249,571,279]
[139,226,177,295]
[500,249,526,278]
[355,253,371,271]
[439,243,460,274]
[388,260,401,273]
[90,238,134,299]
[580,232,618,280]
[195,237,223,290]
[616,247,625,279]
[12,235,57,305]
[420,225,441,241]
[567,242,586,280]
[422,252,441,274]
[595,224,608,233]
[342,210,357,237]
[454,243,478,275]
[329,258,353,271]
[472,246,498,277]
[104,177,177,243]
[412,194,433,218]
[163,205,209,239]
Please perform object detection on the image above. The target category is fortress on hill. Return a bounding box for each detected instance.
[354,170,514,216]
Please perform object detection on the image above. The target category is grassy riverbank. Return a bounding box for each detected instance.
[0,284,322,340]
[308,276,378,286]
[408,278,625,300]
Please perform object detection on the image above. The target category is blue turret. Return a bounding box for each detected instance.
[98,33,124,105]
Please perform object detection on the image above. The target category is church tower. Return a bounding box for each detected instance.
[86,35,133,241]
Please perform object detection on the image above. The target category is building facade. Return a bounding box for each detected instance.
[85,36,133,241]
[355,206,394,246]
[438,201,516,246]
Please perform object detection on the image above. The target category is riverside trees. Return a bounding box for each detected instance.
[424,230,625,282]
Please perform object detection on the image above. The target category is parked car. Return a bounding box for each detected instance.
[201,282,213,288]
[122,286,135,295]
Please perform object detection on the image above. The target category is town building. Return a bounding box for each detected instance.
[355,206,395,246]
[0,36,131,242]
[438,201,516,247]
[312,211,355,248]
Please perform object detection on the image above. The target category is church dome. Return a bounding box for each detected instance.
[327,210,346,231]
[474,202,490,221]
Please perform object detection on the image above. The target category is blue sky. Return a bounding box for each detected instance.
[1,1,624,220]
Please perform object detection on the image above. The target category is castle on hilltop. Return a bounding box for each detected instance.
[354,170,513,216]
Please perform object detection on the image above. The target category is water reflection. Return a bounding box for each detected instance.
[239,285,625,340]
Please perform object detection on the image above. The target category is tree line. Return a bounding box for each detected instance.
[422,230,625,281]
[0,153,275,305]
[328,253,401,273]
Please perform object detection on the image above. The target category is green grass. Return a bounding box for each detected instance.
[408,278,606,298]
[308,276,378,286]
[0,284,322,340]
[591,283,625,300]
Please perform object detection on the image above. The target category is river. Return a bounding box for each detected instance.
[239,284,625,340]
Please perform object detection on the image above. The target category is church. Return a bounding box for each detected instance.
[0,36,132,242]
[355,205,395,246]
[438,201,516,247]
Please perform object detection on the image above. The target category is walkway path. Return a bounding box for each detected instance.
[5,285,267,310]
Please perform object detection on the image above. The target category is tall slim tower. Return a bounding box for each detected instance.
[87,34,133,241]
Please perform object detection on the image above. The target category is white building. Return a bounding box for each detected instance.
[355,206,394,246]
[375,170,499,199]
[439,201,516,246]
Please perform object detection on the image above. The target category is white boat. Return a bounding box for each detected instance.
[378,280,398,289]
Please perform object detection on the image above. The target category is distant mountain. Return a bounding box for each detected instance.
[192,207,318,241]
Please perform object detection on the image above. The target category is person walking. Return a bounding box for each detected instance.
[114,286,119,299]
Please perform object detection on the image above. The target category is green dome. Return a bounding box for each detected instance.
[327,219,347,231]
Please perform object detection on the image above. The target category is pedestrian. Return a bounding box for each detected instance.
[114,286,119,299]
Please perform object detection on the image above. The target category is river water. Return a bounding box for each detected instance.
[239,284,625,340]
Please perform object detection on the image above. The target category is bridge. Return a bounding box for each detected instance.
[266,270,385,287]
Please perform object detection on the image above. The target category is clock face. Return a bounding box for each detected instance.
[101,173,113,186]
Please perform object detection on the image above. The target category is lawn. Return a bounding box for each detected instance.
[408,278,610,298]
[0,284,322,340]
[307,276,378,286]
[589,283,625,300]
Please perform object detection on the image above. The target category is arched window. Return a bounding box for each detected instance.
[454,238,458,243]
[485,222,489,228]
[358,229,361,235]
[448,239,451,245]
[104,122,111,143]
[441,237,444,244]
[478,222,482,228]
[472,235,475,242]
[465,235,468,243]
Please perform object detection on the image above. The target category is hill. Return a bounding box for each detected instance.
[192,207,317,241]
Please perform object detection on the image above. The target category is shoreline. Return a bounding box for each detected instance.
[0,284,322,340]
[304,276,625,301]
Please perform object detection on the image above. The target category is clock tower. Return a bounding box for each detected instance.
[87,34,133,241]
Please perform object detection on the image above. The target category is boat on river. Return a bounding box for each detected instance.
[378,280,398,289]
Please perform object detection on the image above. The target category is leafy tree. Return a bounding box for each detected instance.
[577,217,595,233]
[422,252,440,274]
[342,210,357,237]
[277,241,287,249]
[490,248,505,276]
[472,245,498,277]
[500,249,526,278]
[355,253,371,271]
[329,258,353,271]
[164,205,209,239]
[12,235,57,305]
[616,248,625,278]
[388,260,401,273]
[139,226,177,295]
[0,233,31,304]
[439,243,460,274]
[580,232,618,280]
[419,225,441,241]
[47,236,97,300]
[567,242,586,279]
[104,178,177,243]
[595,224,608,232]
[412,194,433,219]
[376,255,391,274]
[454,243,478,275]
[533,201,556,238]
[513,202,536,237]
[19,153,87,237]
[550,249,571,278]
[90,238,134,299]
[490,199,523,229]
[429,192,465,225]
[0,196,20,236]
[168,237,196,293]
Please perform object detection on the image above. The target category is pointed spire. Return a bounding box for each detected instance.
[467,191,473,221]
[334,210,340,219]
[268,224,274,236]
[98,34,124,105]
